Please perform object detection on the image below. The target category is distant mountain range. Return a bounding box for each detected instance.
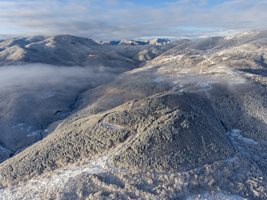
[0,35,173,67]
[100,38,171,46]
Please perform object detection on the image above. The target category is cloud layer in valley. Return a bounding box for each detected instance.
[0,0,267,39]
[0,64,117,96]
[0,63,116,153]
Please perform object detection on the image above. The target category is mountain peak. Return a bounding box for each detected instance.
[50,35,98,46]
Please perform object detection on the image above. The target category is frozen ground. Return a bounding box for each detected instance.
[1,32,267,199]
[187,192,246,200]
[1,126,265,199]
[228,129,258,145]
[0,157,108,200]
[0,119,133,200]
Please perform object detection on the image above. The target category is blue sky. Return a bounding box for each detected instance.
[125,0,225,7]
[0,0,266,39]
[86,0,228,7]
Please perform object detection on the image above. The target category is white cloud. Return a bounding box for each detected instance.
[0,0,266,39]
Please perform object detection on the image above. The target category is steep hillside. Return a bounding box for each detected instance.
[0,35,173,163]
[0,31,267,199]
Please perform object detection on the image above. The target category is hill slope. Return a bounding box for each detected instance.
[0,31,267,199]
[0,35,173,163]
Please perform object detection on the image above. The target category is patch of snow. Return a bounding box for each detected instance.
[228,129,258,145]
[26,130,42,137]
[153,63,246,92]
[0,156,109,200]
[99,119,127,131]
[202,66,246,84]
[12,123,31,132]
[195,81,212,90]
[0,145,7,152]
[125,65,155,74]
[153,77,165,83]
[202,55,215,65]
[187,191,247,200]
[0,145,11,155]
[225,156,238,163]
[11,123,46,138]
[224,31,259,40]
[156,55,183,64]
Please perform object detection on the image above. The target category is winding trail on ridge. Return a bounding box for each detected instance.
[1,116,265,200]
[97,114,138,171]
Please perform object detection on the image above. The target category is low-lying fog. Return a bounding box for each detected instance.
[0,64,115,160]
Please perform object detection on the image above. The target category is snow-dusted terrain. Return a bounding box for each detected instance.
[0,31,267,199]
